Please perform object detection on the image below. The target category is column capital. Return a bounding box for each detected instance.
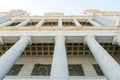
[55,35,65,41]
[112,34,120,45]
[20,35,32,45]
[84,35,95,45]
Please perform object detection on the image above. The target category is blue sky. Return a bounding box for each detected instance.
[0,0,120,15]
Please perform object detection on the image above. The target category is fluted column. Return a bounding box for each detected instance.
[0,20,15,26]
[73,19,81,26]
[50,35,69,80]
[87,19,102,26]
[35,19,45,26]
[16,19,30,27]
[0,36,31,80]
[84,35,120,80]
[58,19,62,27]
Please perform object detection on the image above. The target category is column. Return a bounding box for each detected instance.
[50,35,69,80]
[18,63,34,76]
[58,19,62,27]
[0,36,31,80]
[87,19,102,26]
[16,19,30,27]
[82,63,97,76]
[0,17,9,24]
[73,19,81,26]
[113,35,120,46]
[35,19,45,26]
[115,19,120,27]
[95,16,116,26]
[0,20,15,26]
[84,35,120,80]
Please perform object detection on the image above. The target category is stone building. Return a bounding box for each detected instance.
[0,9,120,80]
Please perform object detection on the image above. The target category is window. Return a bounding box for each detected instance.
[31,64,51,76]
[7,64,23,75]
[69,65,84,76]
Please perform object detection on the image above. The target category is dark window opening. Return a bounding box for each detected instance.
[31,64,51,76]
[69,65,85,76]
[7,64,23,75]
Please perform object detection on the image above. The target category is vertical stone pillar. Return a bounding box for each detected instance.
[0,36,31,80]
[87,19,102,26]
[95,16,116,26]
[50,35,69,80]
[58,19,62,27]
[35,19,45,26]
[16,19,30,27]
[0,20,15,26]
[84,35,120,80]
[73,19,81,26]
[0,16,8,24]
[115,19,120,27]
[113,35,120,46]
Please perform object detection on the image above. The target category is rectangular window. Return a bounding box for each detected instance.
[31,64,51,76]
[69,65,85,76]
[7,64,23,75]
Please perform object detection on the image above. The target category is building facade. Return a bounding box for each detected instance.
[0,9,120,80]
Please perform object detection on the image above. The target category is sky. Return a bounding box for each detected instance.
[0,0,120,15]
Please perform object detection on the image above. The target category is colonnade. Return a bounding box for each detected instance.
[0,15,119,27]
[0,35,120,80]
[0,18,99,27]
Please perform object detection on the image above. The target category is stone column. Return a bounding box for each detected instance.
[115,19,120,27]
[87,19,102,26]
[0,20,15,26]
[16,19,30,27]
[0,17,9,24]
[113,35,120,46]
[50,35,69,80]
[95,16,116,26]
[0,36,31,80]
[35,19,45,26]
[58,19,62,27]
[84,35,120,80]
[18,63,34,76]
[73,19,81,26]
